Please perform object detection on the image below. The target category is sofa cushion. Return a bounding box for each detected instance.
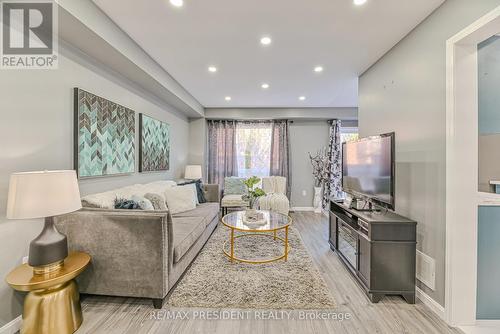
[81,181,177,209]
[221,194,249,207]
[164,185,197,214]
[131,195,154,211]
[224,177,247,195]
[178,180,207,204]
[144,193,167,211]
[173,203,220,227]
[172,217,206,263]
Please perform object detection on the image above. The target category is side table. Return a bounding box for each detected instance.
[6,251,91,334]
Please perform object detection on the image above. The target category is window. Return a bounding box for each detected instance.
[341,127,359,143]
[235,122,272,177]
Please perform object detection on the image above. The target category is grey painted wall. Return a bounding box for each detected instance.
[477,206,500,319]
[187,118,207,181]
[359,0,500,307]
[478,36,500,192]
[289,121,331,207]
[0,42,189,326]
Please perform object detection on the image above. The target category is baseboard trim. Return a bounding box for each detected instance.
[474,320,500,326]
[290,207,314,212]
[0,315,22,334]
[416,286,445,321]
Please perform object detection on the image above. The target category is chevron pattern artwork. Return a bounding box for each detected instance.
[139,114,170,172]
[74,88,135,178]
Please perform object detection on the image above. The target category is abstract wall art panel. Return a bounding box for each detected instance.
[139,114,170,172]
[74,88,135,178]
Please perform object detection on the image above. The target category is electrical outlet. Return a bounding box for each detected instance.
[302,190,307,196]
[22,256,28,264]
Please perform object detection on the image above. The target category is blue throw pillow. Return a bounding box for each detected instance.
[114,198,140,210]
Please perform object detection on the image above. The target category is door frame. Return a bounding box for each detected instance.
[445,5,500,326]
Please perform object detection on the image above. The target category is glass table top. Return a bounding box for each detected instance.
[221,210,291,231]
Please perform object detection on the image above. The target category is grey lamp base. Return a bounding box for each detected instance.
[28,216,68,267]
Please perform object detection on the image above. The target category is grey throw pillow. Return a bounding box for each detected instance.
[144,193,168,211]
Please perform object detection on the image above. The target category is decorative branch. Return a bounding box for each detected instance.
[309,147,331,187]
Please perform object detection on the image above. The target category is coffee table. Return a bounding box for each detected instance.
[221,210,292,264]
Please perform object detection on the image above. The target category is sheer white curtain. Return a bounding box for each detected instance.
[235,121,272,178]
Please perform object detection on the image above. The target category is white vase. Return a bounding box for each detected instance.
[313,186,323,213]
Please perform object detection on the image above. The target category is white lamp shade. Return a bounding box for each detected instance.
[184,165,202,180]
[6,170,82,219]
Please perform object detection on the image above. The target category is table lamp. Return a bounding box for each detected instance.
[6,170,82,273]
[184,165,202,180]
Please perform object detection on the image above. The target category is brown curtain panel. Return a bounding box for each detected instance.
[207,120,237,185]
[270,120,291,198]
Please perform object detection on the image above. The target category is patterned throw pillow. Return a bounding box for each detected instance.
[144,193,168,211]
[224,177,247,195]
[114,198,140,210]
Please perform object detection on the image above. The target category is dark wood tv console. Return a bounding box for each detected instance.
[329,200,417,304]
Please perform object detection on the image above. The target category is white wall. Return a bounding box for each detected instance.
[0,42,189,326]
[359,0,500,307]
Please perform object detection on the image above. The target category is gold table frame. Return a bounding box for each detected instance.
[221,211,292,264]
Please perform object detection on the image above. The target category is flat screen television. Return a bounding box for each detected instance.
[342,132,395,210]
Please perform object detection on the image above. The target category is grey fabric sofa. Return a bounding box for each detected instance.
[54,184,220,308]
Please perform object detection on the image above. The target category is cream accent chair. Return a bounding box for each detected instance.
[220,177,249,215]
[257,176,290,215]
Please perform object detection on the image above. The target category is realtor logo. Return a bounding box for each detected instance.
[1,0,58,69]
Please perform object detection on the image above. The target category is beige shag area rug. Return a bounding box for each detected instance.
[167,225,336,309]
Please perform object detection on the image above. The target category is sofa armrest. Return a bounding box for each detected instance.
[54,208,172,299]
[203,184,220,203]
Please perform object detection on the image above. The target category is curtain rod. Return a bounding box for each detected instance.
[205,118,351,123]
[206,118,295,123]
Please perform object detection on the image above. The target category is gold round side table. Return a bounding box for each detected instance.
[6,251,91,334]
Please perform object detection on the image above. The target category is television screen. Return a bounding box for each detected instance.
[342,133,394,209]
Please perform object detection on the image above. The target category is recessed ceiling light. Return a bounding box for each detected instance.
[225,96,232,101]
[353,0,367,6]
[208,66,217,73]
[170,0,183,7]
[261,83,270,89]
[260,36,272,45]
[314,66,324,73]
[299,96,306,101]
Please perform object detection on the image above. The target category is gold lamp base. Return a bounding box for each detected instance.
[23,280,82,334]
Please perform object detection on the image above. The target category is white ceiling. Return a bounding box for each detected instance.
[92,0,444,108]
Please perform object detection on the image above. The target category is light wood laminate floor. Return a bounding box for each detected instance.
[76,212,462,334]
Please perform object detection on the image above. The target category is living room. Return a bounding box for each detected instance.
[1,1,500,334]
